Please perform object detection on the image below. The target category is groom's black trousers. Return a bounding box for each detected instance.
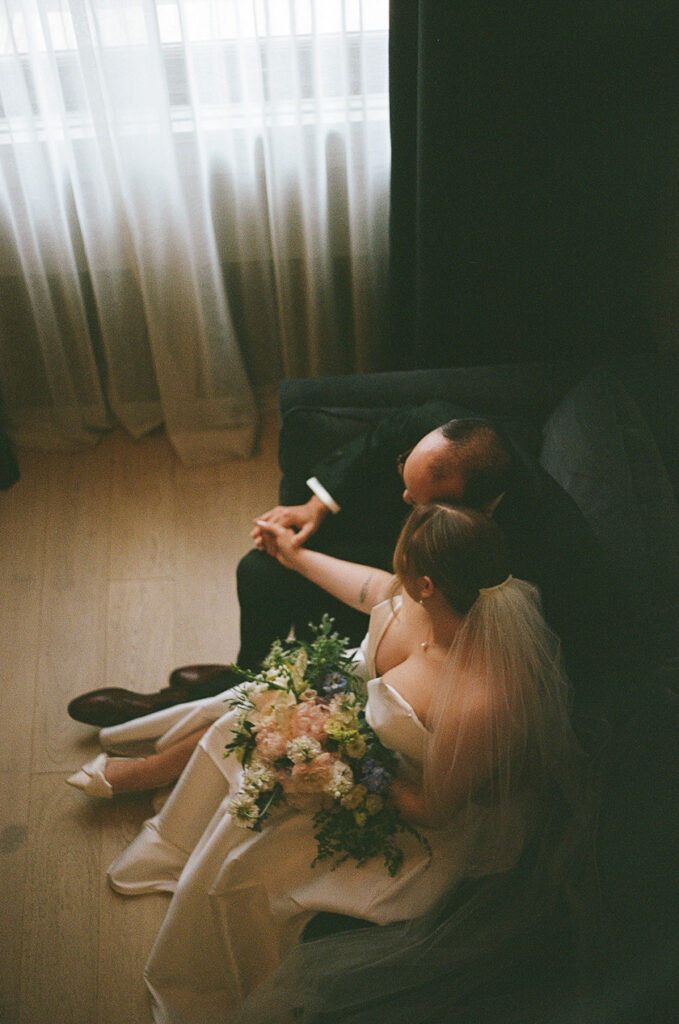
[235,528,404,671]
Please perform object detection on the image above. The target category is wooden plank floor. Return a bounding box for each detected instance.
[0,412,280,1024]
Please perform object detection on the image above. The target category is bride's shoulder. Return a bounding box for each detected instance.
[370,591,403,617]
[380,652,440,728]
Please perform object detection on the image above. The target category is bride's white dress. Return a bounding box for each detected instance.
[101,600,528,1024]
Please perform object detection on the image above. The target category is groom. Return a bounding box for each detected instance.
[68,402,613,727]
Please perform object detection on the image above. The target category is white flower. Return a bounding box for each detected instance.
[229,791,259,828]
[287,736,322,764]
[264,667,288,686]
[328,692,360,725]
[241,761,276,794]
[233,708,252,736]
[326,761,354,799]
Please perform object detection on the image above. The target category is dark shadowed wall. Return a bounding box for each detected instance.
[388,2,679,371]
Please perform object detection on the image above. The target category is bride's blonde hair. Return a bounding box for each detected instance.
[392,503,509,613]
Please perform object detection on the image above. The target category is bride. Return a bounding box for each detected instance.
[68,504,588,1024]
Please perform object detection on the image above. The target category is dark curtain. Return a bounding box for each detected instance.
[0,395,19,489]
[388,2,679,371]
[0,438,19,489]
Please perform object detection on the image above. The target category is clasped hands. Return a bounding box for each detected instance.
[251,494,328,566]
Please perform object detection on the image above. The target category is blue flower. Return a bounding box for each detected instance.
[322,671,350,697]
[360,758,391,794]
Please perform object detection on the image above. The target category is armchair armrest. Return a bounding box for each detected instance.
[278,360,583,420]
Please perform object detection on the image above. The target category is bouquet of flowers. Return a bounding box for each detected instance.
[224,616,428,877]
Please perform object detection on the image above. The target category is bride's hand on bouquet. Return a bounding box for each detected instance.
[251,495,328,551]
[389,778,432,828]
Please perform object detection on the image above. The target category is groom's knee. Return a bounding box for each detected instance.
[237,548,291,607]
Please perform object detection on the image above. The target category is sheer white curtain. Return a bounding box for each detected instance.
[0,0,390,464]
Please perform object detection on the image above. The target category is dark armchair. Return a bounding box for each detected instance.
[276,357,679,1023]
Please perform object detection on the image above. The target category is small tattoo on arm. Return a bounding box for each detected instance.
[359,574,373,605]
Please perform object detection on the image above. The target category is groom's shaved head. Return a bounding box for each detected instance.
[438,419,515,507]
[401,419,515,510]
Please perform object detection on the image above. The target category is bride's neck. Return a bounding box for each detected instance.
[422,595,461,655]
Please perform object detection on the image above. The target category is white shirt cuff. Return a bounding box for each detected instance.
[306,477,341,514]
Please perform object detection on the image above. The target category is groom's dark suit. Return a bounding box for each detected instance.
[237,401,614,707]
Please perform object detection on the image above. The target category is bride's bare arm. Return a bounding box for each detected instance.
[255,519,394,612]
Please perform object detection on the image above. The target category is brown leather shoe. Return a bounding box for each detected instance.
[168,664,239,696]
[68,666,241,728]
[67,687,194,727]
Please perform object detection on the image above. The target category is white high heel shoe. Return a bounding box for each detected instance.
[67,752,113,799]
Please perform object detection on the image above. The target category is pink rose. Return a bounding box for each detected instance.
[255,725,289,761]
[288,752,336,793]
[290,701,329,743]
